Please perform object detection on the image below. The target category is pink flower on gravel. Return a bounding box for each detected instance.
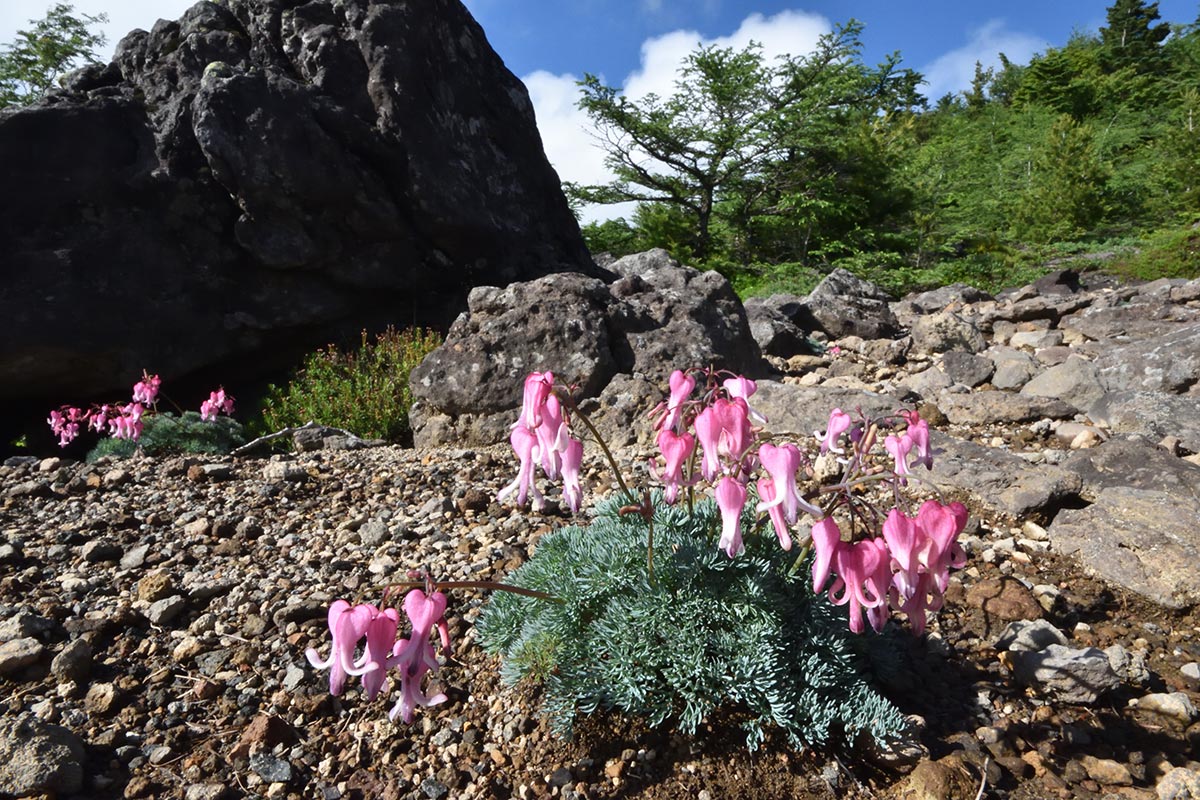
[655,369,696,432]
[387,589,451,723]
[915,500,968,592]
[560,436,585,513]
[723,375,766,424]
[884,433,913,482]
[900,410,933,470]
[360,606,401,701]
[816,408,852,454]
[533,393,569,480]
[827,537,893,634]
[517,371,555,430]
[653,428,695,504]
[714,475,748,557]
[305,600,379,696]
[497,425,544,510]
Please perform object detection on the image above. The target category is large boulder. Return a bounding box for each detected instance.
[798,269,900,340]
[0,0,593,442]
[409,250,765,447]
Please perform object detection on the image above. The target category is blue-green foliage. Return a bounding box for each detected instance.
[477,492,908,751]
[87,411,245,461]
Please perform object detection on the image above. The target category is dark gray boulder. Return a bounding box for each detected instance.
[799,269,900,340]
[741,296,815,357]
[409,250,765,447]
[1093,323,1200,394]
[0,0,593,442]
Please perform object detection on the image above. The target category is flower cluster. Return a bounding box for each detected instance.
[497,368,969,636]
[305,588,452,723]
[497,371,586,512]
[48,371,235,448]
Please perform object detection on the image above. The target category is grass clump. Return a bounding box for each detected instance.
[477,491,908,752]
[259,326,442,443]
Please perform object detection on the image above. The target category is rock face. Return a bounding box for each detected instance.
[409,249,764,447]
[0,0,592,432]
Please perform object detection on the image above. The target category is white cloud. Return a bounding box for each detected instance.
[918,19,1047,104]
[1,1,195,63]
[526,9,831,224]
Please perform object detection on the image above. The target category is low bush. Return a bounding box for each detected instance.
[259,326,442,443]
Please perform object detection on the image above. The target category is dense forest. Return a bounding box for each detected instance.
[571,0,1200,296]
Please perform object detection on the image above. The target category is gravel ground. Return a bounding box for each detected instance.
[1,442,1198,800]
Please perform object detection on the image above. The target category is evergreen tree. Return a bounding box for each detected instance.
[1010,115,1109,242]
[1100,0,1170,73]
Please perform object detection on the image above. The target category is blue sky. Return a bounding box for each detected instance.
[4,0,1198,220]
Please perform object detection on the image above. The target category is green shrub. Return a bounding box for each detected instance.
[1107,223,1200,281]
[259,326,442,443]
[87,411,246,461]
[477,491,909,751]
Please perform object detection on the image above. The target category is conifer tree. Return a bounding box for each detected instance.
[1100,0,1170,73]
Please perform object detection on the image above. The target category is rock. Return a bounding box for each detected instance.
[891,753,980,799]
[84,682,121,715]
[80,539,122,563]
[249,753,293,783]
[940,351,994,387]
[1094,323,1200,393]
[0,638,44,677]
[185,784,229,800]
[232,714,299,761]
[1131,692,1199,727]
[1009,645,1121,703]
[358,519,390,547]
[965,577,1044,624]
[911,311,987,355]
[798,269,899,340]
[743,296,816,357]
[1088,392,1200,454]
[0,716,85,796]
[994,619,1069,652]
[987,347,1040,390]
[411,251,763,447]
[1049,487,1200,608]
[1062,438,1200,504]
[137,572,175,603]
[936,392,1077,425]
[1020,356,1105,411]
[745,382,903,442]
[893,283,992,323]
[929,434,1082,522]
[262,462,310,482]
[0,610,54,641]
[1157,767,1200,800]
[899,366,954,399]
[0,0,594,442]
[49,638,92,685]
[1079,754,1133,786]
[146,595,189,626]
[1009,329,1064,350]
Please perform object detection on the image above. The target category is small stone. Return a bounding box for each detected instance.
[0,638,44,676]
[80,539,122,563]
[0,611,54,640]
[183,519,210,537]
[1131,692,1199,726]
[172,636,205,662]
[965,576,1043,622]
[84,682,121,715]
[0,717,85,796]
[184,784,229,800]
[137,572,174,603]
[358,519,390,546]
[249,753,292,783]
[120,544,149,570]
[1010,645,1121,703]
[1156,766,1200,800]
[145,595,188,626]
[149,745,174,765]
[1079,754,1133,786]
[102,468,131,488]
[1181,663,1200,685]
[262,462,309,482]
[282,663,306,691]
[49,639,92,685]
[995,619,1069,652]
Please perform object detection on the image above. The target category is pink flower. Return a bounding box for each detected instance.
[387,589,451,723]
[714,476,748,558]
[560,437,585,513]
[881,508,920,599]
[816,408,852,454]
[305,600,379,696]
[653,428,695,504]
[901,410,933,470]
[756,442,819,524]
[90,405,112,433]
[694,397,752,480]
[827,538,893,634]
[517,371,555,430]
[723,375,766,424]
[655,369,696,432]
[497,425,544,510]
[360,606,401,701]
[884,433,913,482]
[810,517,844,594]
[756,477,792,550]
[533,393,569,480]
[109,403,145,440]
[200,388,235,421]
[915,500,968,593]
[132,372,161,405]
